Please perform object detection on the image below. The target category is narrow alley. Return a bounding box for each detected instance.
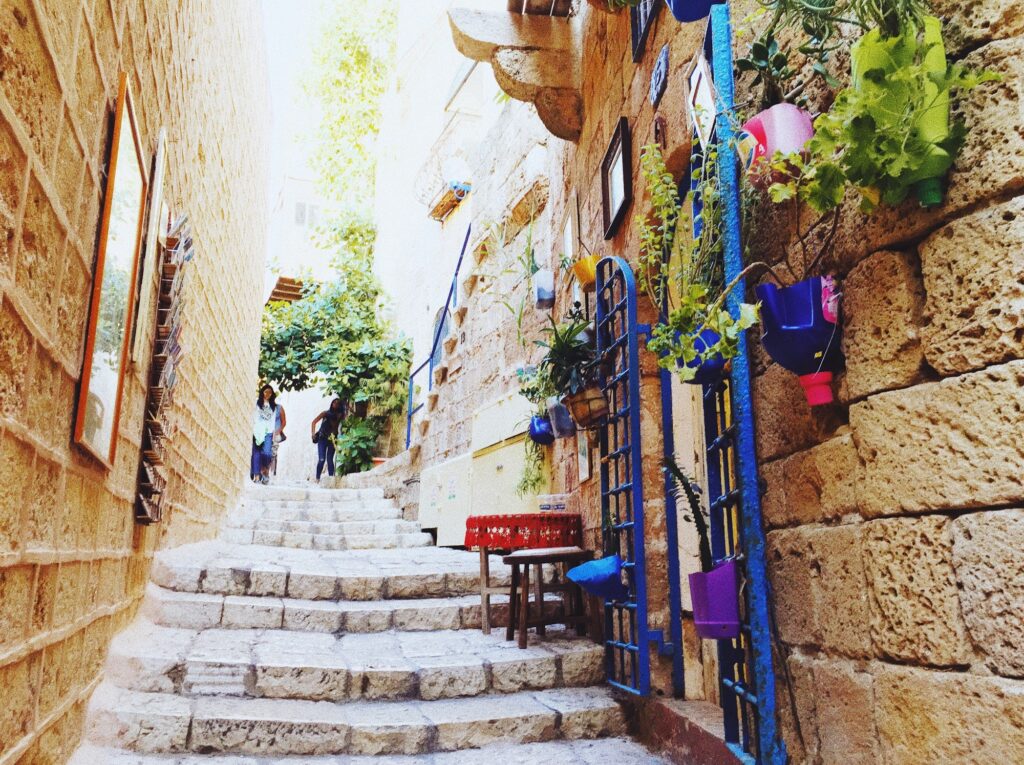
[2,0,1023,763]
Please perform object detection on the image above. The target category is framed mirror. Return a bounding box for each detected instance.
[74,73,148,467]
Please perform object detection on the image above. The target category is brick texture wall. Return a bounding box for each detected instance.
[0,1,268,762]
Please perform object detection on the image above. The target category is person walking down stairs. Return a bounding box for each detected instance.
[70,484,669,763]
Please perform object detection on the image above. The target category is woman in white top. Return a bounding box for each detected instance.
[251,384,286,484]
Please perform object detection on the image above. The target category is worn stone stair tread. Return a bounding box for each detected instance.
[227,519,421,535]
[71,736,670,763]
[221,528,435,551]
[152,542,510,601]
[243,486,386,503]
[143,585,524,633]
[232,504,405,522]
[84,682,626,756]
[106,621,604,702]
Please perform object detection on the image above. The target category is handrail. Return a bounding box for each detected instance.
[406,224,473,448]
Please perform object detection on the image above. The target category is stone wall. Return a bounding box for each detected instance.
[0,1,268,762]
[749,3,1024,762]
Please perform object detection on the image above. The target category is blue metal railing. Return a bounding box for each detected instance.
[405,224,472,449]
[705,5,786,763]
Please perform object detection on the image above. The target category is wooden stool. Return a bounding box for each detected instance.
[503,546,592,649]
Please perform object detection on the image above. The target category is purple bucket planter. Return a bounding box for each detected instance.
[688,558,741,639]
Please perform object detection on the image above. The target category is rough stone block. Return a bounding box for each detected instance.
[766,528,819,646]
[0,652,42,757]
[952,509,1024,677]
[763,434,861,529]
[0,300,33,421]
[0,433,32,555]
[0,110,26,279]
[842,251,927,401]
[920,195,1024,376]
[0,564,34,652]
[931,0,1024,54]
[874,663,1024,764]
[807,525,872,658]
[754,364,844,462]
[416,658,488,700]
[851,361,1024,516]
[863,515,970,666]
[812,660,878,765]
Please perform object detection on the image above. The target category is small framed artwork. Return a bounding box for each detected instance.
[601,117,632,240]
[577,429,591,483]
[131,126,168,363]
[630,0,661,63]
[560,189,579,267]
[687,52,718,150]
[74,72,149,467]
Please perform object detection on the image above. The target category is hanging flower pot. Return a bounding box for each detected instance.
[567,554,630,601]
[534,268,555,310]
[688,558,741,639]
[546,397,577,439]
[755,275,843,406]
[572,255,600,292]
[528,414,555,446]
[675,327,727,385]
[562,385,609,429]
[738,103,814,188]
[665,0,715,23]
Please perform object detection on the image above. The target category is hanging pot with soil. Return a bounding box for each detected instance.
[562,385,609,429]
[755,274,843,406]
[528,414,555,446]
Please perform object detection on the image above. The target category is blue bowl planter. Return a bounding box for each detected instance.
[755,275,844,406]
[528,414,555,446]
[688,558,741,639]
[567,554,630,602]
[677,328,727,385]
[665,0,716,23]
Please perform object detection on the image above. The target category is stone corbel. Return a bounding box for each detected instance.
[448,8,583,142]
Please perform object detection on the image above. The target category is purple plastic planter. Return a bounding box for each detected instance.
[688,558,741,639]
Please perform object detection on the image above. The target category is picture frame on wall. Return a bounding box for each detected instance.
[601,117,632,240]
[630,0,661,63]
[74,72,149,467]
[687,52,718,150]
[131,126,168,363]
[577,429,591,483]
[560,188,579,269]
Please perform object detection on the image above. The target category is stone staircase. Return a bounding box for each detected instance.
[70,485,668,763]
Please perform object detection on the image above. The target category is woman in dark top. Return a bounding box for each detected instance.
[311,398,345,481]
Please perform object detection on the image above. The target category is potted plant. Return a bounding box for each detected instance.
[665,0,715,24]
[572,252,601,292]
[537,314,609,429]
[534,268,555,310]
[665,457,740,640]
[635,144,761,384]
[517,365,575,440]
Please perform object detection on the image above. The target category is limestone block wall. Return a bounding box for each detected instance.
[0,1,267,762]
[747,4,1024,762]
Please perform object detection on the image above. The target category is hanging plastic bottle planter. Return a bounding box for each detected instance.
[689,558,742,639]
[528,414,555,446]
[755,275,843,406]
[546,397,577,439]
[738,103,815,189]
[534,268,555,310]
[665,0,717,23]
[675,327,727,385]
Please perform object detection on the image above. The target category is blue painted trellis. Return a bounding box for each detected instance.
[595,256,685,698]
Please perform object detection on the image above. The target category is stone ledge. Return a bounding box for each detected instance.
[623,696,744,765]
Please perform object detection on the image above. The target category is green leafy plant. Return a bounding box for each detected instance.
[664,457,712,574]
[478,215,541,349]
[516,364,557,415]
[635,144,761,382]
[333,416,380,475]
[736,32,801,109]
[516,439,546,497]
[768,53,996,214]
[536,314,598,398]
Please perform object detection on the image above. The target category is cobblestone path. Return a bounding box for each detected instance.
[69,485,666,763]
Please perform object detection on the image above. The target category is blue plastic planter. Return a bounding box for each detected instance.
[755,275,843,406]
[528,414,555,446]
[665,0,716,23]
[567,554,630,601]
[677,327,727,385]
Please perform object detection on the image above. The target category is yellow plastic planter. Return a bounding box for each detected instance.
[573,255,600,292]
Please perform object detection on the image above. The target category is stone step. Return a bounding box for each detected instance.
[106,622,604,703]
[227,518,419,535]
[243,486,386,503]
[142,585,559,634]
[72,736,670,764]
[84,682,625,756]
[152,542,508,601]
[233,503,404,525]
[221,527,434,551]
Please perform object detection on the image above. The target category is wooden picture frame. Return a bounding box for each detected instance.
[74,73,148,467]
[686,52,718,150]
[601,117,632,240]
[131,126,168,363]
[560,189,579,267]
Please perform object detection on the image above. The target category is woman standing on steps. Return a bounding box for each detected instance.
[311,397,346,482]
[251,384,286,484]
